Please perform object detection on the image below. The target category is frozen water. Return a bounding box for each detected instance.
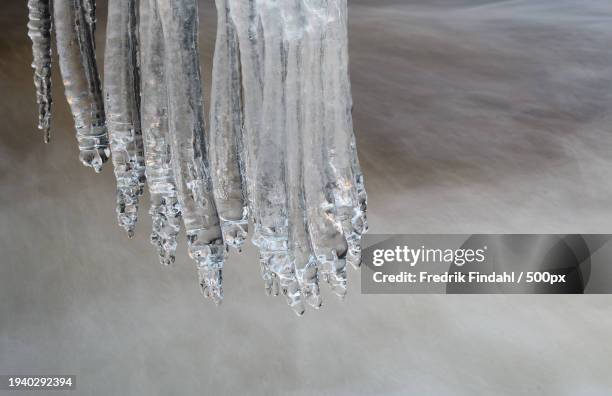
[213,0,367,312]
[104,0,146,237]
[27,0,53,142]
[158,0,225,304]
[139,0,182,265]
[28,0,366,312]
[210,0,249,252]
[54,0,109,172]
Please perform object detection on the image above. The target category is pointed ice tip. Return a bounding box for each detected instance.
[199,267,223,304]
[127,229,135,239]
[307,293,323,309]
[81,148,110,173]
[265,273,280,296]
[293,306,306,317]
[159,252,175,266]
[271,281,280,297]
[43,130,50,144]
[288,296,306,316]
[201,285,223,305]
[334,287,348,300]
[263,278,273,296]
[159,256,172,266]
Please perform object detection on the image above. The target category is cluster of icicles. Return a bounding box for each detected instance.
[27,0,367,315]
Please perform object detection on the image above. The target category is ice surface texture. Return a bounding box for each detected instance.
[54,0,109,172]
[158,0,226,303]
[210,0,249,253]
[104,0,146,237]
[28,0,367,313]
[27,0,53,143]
[139,0,182,266]
[212,0,368,313]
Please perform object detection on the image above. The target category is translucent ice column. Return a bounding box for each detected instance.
[280,0,324,310]
[331,0,368,267]
[210,0,249,252]
[27,0,53,143]
[301,0,350,298]
[104,0,146,237]
[27,0,367,312]
[158,0,226,303]
[225,0,306,312]
[54,0,109,172]
[139,0,182,265]
[212,0,368,312]
[257,0,306,314]
[226,0,282,297]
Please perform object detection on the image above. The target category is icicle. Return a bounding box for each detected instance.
[337,0,368,267]
[210,0,249,252]
[301,0,349,299]
[139,0,181,265]
[250,0,305,313]
[158,0,225,303]
[341,0,368,268]
[310,0,361,284]
[219,0,367,309]
[104,0,146,237]
[33,0,368,311]
[227,0,278,295]
[281,0,322,310]
[345,134,368,268]
[27,0,53,143]
[54,0,109,171]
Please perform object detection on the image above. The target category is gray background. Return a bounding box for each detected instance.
[2,0,612,394]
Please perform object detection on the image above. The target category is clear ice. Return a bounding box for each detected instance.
[158,0,226,303]
[27,0,53,143]
[54,0,109,172]
[213,0,368,312]
[104,0,146,237]
[210,0,249,252]
[139,0,182,265]
[28,0,367,313]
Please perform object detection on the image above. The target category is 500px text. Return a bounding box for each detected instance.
[373,271,567,285]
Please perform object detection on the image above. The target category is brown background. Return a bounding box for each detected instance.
[2,0,612,394]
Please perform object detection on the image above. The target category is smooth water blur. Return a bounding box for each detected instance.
[1,1,612,394]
